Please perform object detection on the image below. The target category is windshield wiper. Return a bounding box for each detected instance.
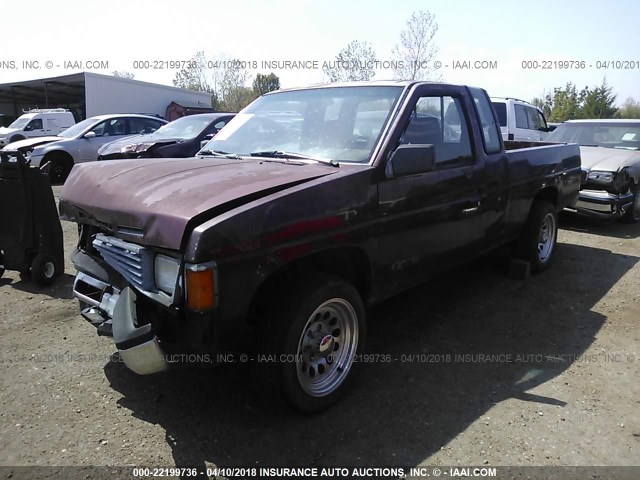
[249,151,339,167]
[198,149,242,159]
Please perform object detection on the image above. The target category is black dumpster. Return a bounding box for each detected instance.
[0,150,64,286]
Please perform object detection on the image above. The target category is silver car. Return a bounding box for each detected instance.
[2,114,167,183]
[548,119,640,222]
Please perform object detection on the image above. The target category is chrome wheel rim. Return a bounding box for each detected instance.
[296,298,358,397]
[44,261,55,279]
[537,213,556,262]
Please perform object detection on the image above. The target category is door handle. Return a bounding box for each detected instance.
[461,201,481,215]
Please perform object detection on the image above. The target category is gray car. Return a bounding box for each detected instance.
[3,114,167,183]
[548,119,640,222]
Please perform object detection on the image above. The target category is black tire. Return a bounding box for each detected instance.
[254,273,366,413]
[31,254,58,286]
[9,134,25,143]
[622,183,640,223]
[515,201,558,273]
[0,251,4,278]
[45,153,73,185]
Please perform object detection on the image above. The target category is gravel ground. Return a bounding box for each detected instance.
[0,186,638,472]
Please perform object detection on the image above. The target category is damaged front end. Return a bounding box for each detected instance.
[71,225,216,375]
[574,167,638,218]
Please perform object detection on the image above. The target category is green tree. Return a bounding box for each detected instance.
[215,59,257,111]
[112,70,135,79]
[173,51,212,93]
[323,40,376,82]
[546,83,582,122]
[616,97,640,119]
[391,10,440,81]
[579,80,618,118]
[253,73,280,95]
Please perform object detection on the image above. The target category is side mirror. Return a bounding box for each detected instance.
[547,125,557,132]
[387,144,436,177]
[24,125,33,132]
[84,131,97,139]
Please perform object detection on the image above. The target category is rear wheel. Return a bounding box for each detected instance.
[31,254,58,286]
[622,183,640,223]
[516,201,558,273]
[254,274,366,412]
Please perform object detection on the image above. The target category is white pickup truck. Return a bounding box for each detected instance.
[490,97,555,142]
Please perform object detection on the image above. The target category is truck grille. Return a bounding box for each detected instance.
[93,233,154,292]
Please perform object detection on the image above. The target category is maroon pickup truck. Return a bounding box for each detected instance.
[59,81,581,412]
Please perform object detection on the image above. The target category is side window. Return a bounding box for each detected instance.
[537,110,548,130]
[128,118,163,134]
[515,104,529,129]
[526,107,542,130]
[491,102,507,127]
[25,119,43,131]
[90,118,126,137]
[400,95,473,168]
[468,87,501,154]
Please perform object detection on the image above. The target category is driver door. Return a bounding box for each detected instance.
[77,117,128,163]
[376,86,487,296]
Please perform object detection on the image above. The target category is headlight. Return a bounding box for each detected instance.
[154,254,181,295]
[587,171,614,183]
[122,142,154,154]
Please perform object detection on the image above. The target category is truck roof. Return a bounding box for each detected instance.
[266,80,472,95]
[565,119,640,124]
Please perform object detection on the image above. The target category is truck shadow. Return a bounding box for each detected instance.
[103,241,637,473]
[559,211,640,239]
[0,272,76,299]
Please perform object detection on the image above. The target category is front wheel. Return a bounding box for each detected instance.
[255,274,366,412]
[516,201,558,273]
[622,184,640,223]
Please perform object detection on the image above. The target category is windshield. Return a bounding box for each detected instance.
[202,86,404,163]
[58,117,99,138]
[547,122,640,150]
[151,115,214,140]
[7,116,32,129]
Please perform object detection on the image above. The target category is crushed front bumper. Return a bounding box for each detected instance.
[73,272,167,375]
[570,189,635,218]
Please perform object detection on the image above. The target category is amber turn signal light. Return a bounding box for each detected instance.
[185,266,215,311]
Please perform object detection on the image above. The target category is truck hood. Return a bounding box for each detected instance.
[1,136,62,150]
[0,126,19,136]
[579,146,640,172]
[59,157,339,250]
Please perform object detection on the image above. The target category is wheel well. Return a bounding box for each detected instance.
[533,186,558,207]
[247,247,372,324]
[43,151,74,169]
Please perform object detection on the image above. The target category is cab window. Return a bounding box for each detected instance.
[400,95,473,168]
[468,87,501,154]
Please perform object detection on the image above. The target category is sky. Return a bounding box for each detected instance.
[2,0,639,105]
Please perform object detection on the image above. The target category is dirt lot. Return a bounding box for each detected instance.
[1,186,639,471]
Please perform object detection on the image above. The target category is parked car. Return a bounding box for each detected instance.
[547,119,640,222]
[59,81,581,412]
[0,109,75,146]
[3,114,167,183]
[490,97,554,141]
[97,113,235,161]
